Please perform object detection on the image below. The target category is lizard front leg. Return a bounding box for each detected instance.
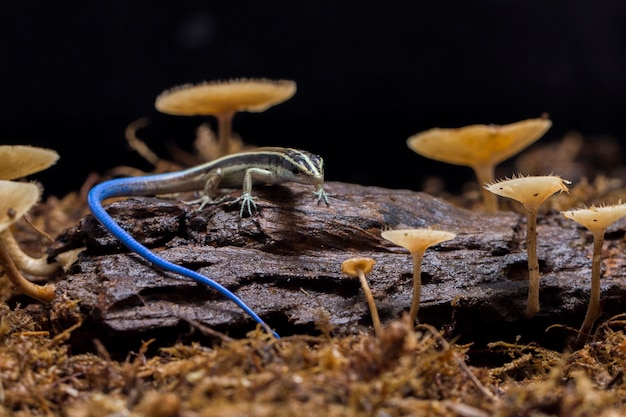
[234,167,276,217]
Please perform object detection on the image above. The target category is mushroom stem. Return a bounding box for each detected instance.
[0,230,59,276]
[355,268,382,337]
[0,237,55,302]
[216,111,235,156]
[575,230,605,346]
[409,250,425,324]
[524,209,540,318]
[473,164,497,212]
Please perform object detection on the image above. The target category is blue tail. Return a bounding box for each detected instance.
[87,177,279,339]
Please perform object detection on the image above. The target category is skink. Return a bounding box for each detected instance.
[87,147,329,338]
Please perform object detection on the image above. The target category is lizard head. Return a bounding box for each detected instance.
[278,148,325,186]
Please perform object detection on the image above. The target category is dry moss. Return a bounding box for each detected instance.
[1,306,626,416]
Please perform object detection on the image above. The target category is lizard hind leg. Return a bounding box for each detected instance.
[183,168,226,211]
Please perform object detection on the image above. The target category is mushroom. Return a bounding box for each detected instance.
[561,203,626,347]
[407,117,552,211]
[0,180,55,302]
[380,228,456,324]
[0,145,59,180]
[155,78,297,157]
[484,175,570,318]
[341,257,381,336]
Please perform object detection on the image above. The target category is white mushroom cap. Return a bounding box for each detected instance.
[0,145,59,180]
[0,180,41,232]
[155,78,297,116]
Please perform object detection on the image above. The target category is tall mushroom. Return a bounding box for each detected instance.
[381,228,456,324]
[484,175,569,318]
[561,203,626,347]
[407,117,552,211]
[155,78,297,157]
[0,180,55,302]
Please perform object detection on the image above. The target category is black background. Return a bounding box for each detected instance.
[4,1,626,197]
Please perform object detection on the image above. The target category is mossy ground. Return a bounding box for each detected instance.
[1,301,626,416]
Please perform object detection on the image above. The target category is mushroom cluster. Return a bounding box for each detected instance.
[0,145,61,302]
[404,116,626,346]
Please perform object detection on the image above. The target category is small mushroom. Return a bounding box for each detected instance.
[407,117,552,211]
[0,145,59,180]
[561,203,626,347]
[155,78,297,157]
[0,180,55,302]
[484,175,570,318]
[381,228,456,324]
[341,257,381,336]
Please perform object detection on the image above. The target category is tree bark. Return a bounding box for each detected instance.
[50,182,626,350]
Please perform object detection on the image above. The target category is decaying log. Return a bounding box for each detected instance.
[51,181,626,350]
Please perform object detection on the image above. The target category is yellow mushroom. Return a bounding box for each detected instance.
[341,257,381,337]
[407,117,552,211]
[0,145,59,180]
[561,203,626,347]
[381,228,456,324]
[484,175,569,318]
[0,180,55,302]
[155,78,297,156]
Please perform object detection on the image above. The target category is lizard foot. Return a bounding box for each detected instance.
[233,193,258,217]
[314,187,332,206]
[184,195,228,211]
